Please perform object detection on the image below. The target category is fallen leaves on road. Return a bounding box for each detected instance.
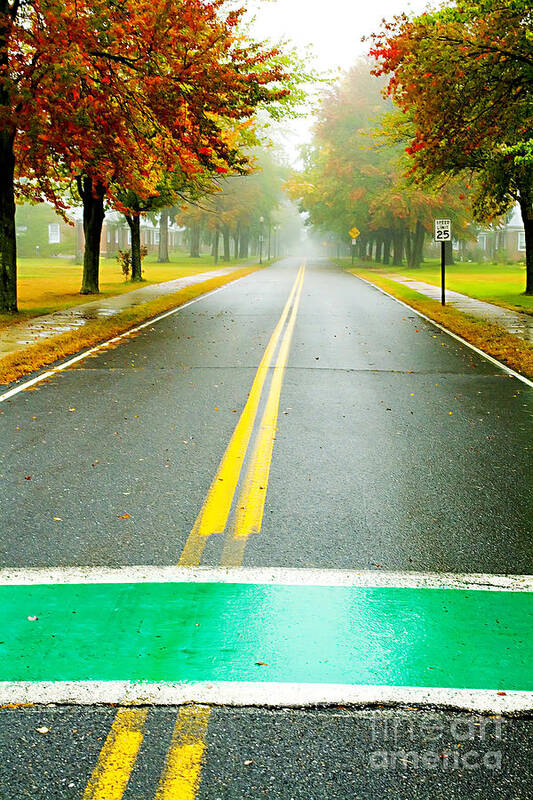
[36,727,50,735]
[27,616,38,621]
[118,513,131,520]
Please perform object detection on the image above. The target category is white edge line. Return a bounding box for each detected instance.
[352,272,533,388]
[0,681,531,713]
[0,566,531,590]
[0,271,254,404]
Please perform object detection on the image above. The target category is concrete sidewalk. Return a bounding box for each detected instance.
[382,273,533,343]
[0,267,240,360]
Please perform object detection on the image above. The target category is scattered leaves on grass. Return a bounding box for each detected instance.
[27,616,38,622]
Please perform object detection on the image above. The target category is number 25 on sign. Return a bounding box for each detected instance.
[434,219,451,241]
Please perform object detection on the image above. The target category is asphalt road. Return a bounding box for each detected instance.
[1,258,531,572]
[0,258,531,798]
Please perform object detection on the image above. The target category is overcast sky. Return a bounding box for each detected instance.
[245,0,432,161]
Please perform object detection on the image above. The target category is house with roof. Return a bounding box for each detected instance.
[15,204,184,260]
[476,206,526,263]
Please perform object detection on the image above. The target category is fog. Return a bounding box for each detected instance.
[247,0,431,162]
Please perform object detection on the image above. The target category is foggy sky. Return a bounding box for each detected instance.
[250,0,431,72]
[246,0,432,161]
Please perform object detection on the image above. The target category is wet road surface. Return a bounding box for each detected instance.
[0,258,531,798]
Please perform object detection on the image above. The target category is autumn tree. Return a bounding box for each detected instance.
[370,0,533,292]
[178,148,287,263]
[287,64,390,248]
[1,0,299,311]
[288,61,465,265]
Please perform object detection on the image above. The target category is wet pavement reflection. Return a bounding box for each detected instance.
[0,268,238,358]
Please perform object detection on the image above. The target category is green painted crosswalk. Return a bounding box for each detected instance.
[1,577,531,692]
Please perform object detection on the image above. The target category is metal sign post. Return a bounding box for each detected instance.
[434,219,452,305]
[349,227,360,267]
[351,239,357,266]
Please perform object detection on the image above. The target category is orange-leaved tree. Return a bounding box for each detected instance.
[0,0,295,310]
[369,0,533,291]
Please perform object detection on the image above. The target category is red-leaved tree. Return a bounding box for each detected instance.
[1,0,293,310]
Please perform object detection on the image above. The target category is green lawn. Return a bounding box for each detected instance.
[340,259,532,315]
[1,251,251,325]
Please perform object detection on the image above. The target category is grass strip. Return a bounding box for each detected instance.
[0,267,257,387]
[350,268,533,380]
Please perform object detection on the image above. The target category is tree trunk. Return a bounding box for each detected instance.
[78,176,106,294]
[222,225,231,261]
[376,236,384,264]
[392,230,404,266]
[125,214,143,281]
[407,220,425,268]
[0,127,17,312]
[190,223,200,257]
[158,210,169,263]
[518,192,533,295]
[383,232,392,266]
[405,230,413,267]
[413,220,425,267]
[239,228,249,258]
[212,229,220,265]
[233,230,239,260]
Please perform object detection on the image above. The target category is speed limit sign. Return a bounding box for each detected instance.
[434,219,452,242]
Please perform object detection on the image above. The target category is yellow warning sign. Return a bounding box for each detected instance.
[349,227,360,239]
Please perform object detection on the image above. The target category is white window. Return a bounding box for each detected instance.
[518,231,526,251]
[478,234,487,251]
[154,229,160,244]
[115,230,119,244]
[127,229,131,245]
[107,229,111,243]
[48,223,60,244]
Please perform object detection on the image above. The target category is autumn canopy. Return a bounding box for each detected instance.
[370,0,533,292]
[0,0,296,312]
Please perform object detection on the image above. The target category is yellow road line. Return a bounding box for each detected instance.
[155,705,211,800]
[221,269,305,565]
[82,708,148,800]
[178,267,304,567]
[83,269,305,800]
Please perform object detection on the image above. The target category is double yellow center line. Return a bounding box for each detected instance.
[82,266,306,799]
[83,706,210,800]
[180,264,305,568]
